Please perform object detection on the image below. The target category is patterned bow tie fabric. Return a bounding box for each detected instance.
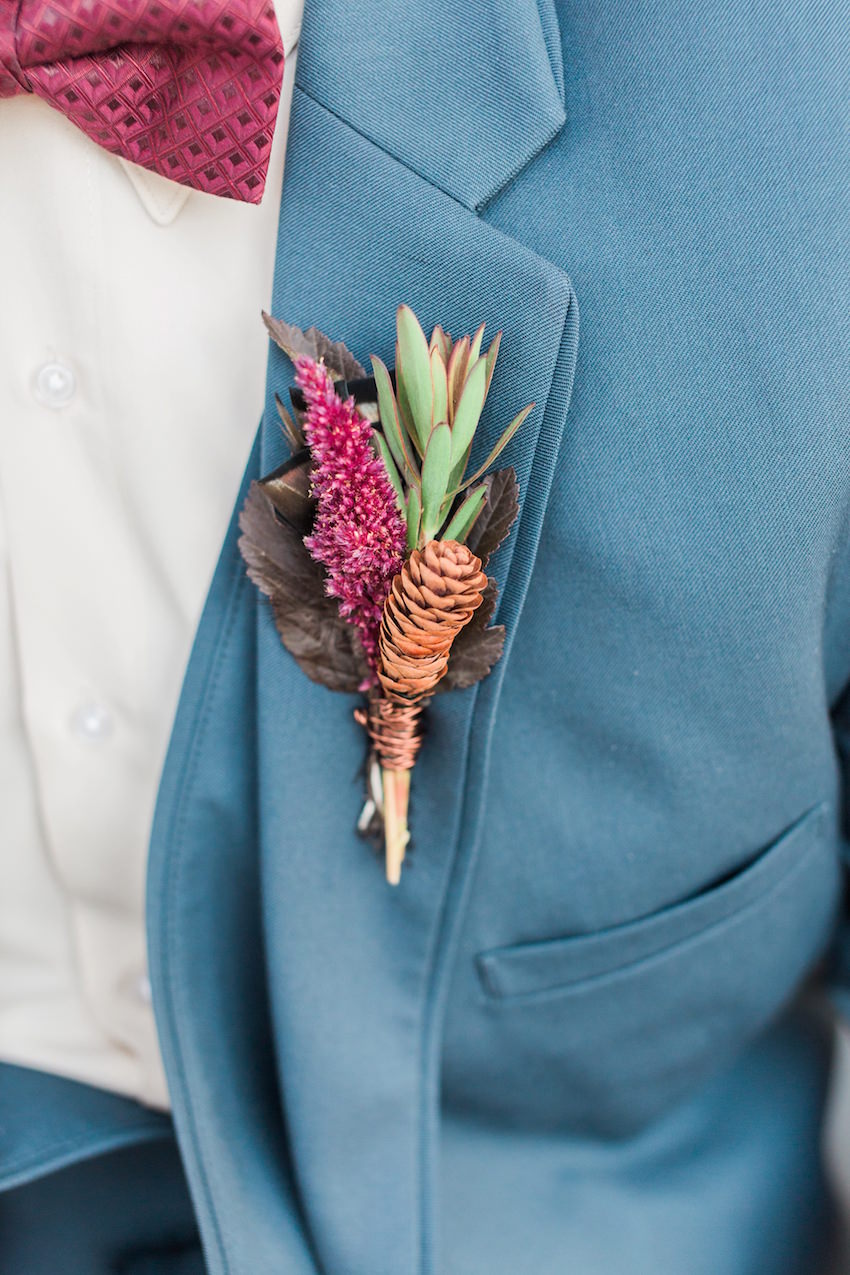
[0,0,284,202]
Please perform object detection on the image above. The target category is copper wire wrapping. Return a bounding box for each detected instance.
[354,695,424,771]
[356,543,487,772]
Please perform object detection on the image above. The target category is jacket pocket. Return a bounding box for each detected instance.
[477,802,831,1002]
[461,802,840,1137]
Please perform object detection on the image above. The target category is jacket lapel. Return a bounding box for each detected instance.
[148,5,578,1274]
[289,0,566,212]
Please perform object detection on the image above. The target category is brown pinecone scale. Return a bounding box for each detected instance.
[378,540,488,702]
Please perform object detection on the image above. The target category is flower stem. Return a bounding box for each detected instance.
[382,767,411,885]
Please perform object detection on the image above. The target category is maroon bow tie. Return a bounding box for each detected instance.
[0,0,285,203]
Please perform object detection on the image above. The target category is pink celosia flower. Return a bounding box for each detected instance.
[295,356,406,680]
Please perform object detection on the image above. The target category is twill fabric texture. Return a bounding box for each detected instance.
[0,1065,202,1274]
[147,1,850,1272]
[18,1,842,1274]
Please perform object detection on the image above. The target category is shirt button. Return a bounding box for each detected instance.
[135,975,153,1005]
[34,359,76,409]
[69,700,114,742]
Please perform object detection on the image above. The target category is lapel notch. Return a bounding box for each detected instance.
[294,0,566,211]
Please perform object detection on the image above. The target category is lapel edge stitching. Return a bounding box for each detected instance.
[416,285,580,1275]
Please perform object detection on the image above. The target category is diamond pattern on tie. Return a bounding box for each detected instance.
[0,0,284,203]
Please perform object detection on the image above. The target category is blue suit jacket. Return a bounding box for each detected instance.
[26,2,845,1272]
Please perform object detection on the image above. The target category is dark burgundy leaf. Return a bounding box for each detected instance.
[437,580,505,692]
[473,580,499,628]
[260,457,314,535]
[465,467,519,566]
[238,482,367,693]
[262,313,367,382]
[274,393,305,451]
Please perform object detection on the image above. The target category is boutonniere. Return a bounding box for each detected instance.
[239,306,532,884]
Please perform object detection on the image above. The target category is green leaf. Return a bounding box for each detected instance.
[371,355,419,486]
[406,485,421,553]
[441,484,487,544]
[373,429,406,513]
[396,305,433,452]
[430,346,448,429]
[446,334,470,421]
[448,445,473,494]
[450,356,488,468]
[468,322,486,365]
[464,468,519,564]
[483,330,502,400]
[394,349,421,457]
[458,402,535,490]
[420,423,452,541]
[430,324,453,363]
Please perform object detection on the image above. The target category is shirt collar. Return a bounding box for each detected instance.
[119,161,193,227]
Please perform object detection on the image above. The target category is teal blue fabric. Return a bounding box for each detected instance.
[138,2,850,1273]
[0,1066,202,1273]
[0,1064,169,1194]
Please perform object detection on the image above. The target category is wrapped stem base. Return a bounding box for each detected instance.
[355,693,425,883]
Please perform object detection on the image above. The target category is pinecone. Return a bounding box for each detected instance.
[377,540,488,702]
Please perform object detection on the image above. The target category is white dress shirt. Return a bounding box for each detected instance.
[0,0,302,1110]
